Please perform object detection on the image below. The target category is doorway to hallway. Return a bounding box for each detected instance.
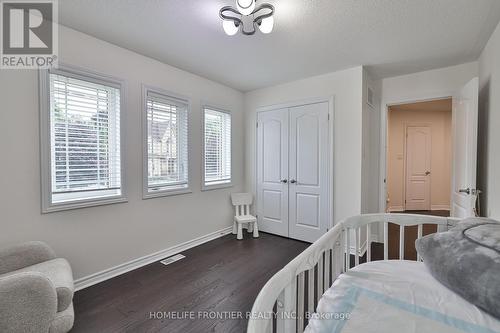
[386,98,453,214]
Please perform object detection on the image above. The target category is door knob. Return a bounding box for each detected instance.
[460,188,482,196]
[425,171,431,175]
[459,188,471,195]
[290,179,296,184]
[281,179,287,183]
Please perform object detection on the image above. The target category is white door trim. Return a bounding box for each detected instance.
[255,96,334,234]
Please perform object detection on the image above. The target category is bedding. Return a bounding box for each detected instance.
[416,217,500,319]
[305,261,500,333]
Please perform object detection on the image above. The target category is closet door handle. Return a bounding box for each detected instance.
[290,179,296,184]
[281,179,288,183]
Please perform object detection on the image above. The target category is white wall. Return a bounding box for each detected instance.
[381,62,479,106]
[0,26,244,280]
[478,21,500,219]
[1,20,492,286]
[379,62,478,212]
[244,67,364,225]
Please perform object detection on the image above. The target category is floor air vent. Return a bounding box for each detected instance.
[160,254,185,266]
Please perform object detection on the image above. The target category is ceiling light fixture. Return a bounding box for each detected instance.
[220,0,275,36]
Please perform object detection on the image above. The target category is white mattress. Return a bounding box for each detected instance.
[305,260,500,333]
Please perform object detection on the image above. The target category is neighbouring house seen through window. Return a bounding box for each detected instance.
[204,108,231,188]
[145,90,189,196]
[48,72,122,206]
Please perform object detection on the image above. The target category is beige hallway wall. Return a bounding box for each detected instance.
[387,104,452,211]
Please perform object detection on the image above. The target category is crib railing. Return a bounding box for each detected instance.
[343,213,458,269]
[247,213,459,333]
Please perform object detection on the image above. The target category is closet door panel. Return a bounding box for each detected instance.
[256,109,289,237]
[288,102,329,243]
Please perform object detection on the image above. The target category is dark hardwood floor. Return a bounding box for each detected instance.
[73,211,447,332]
[388,210,449,260]
[72,232,309,333]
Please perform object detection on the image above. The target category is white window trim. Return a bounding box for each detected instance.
[142,85,192,199]
[39,63,127,213]
[201,105,233,191]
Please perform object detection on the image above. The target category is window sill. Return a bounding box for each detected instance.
[42,196,128,213]
[143,188,192,200]
[201,182,233,191]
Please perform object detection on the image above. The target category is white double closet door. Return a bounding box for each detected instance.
[256,102,330,243]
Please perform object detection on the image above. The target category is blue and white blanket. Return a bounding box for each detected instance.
[305,261,500,333]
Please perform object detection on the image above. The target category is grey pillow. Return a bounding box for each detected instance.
[415,217,500,319]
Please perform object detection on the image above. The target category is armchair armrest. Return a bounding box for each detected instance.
[0,241,56,275]
[0,272,58,333]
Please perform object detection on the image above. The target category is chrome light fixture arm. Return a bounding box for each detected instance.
[253,3,274,23]
[219,2,275,36]
[219,6,244,27]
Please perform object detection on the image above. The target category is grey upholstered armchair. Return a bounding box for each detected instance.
[0,241,74,333]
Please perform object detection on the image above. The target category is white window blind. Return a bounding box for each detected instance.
[204,108,231,187]
[146,92,189,194]
[49,72,122,204]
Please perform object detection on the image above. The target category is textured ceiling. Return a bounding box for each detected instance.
[59,0,500,91]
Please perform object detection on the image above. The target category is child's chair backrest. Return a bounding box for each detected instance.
[231,193,253,216]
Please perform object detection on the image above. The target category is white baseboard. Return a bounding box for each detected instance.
[74,226,233,291]
[431,205,450,211]
[387,206,404,212]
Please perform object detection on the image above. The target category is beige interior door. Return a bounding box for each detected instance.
[405,126,431,210]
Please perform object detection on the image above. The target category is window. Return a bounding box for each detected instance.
[203,107,231,189]
[40,67,125,212]
[143,88,189,197]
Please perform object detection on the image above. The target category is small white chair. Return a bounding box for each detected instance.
[231,193,259,240]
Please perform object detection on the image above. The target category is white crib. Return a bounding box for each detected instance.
[247,213,460,333]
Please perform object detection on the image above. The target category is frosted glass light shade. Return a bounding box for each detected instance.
[259,16,274,34]
[223,20,239,36]
[236,0,255,16]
